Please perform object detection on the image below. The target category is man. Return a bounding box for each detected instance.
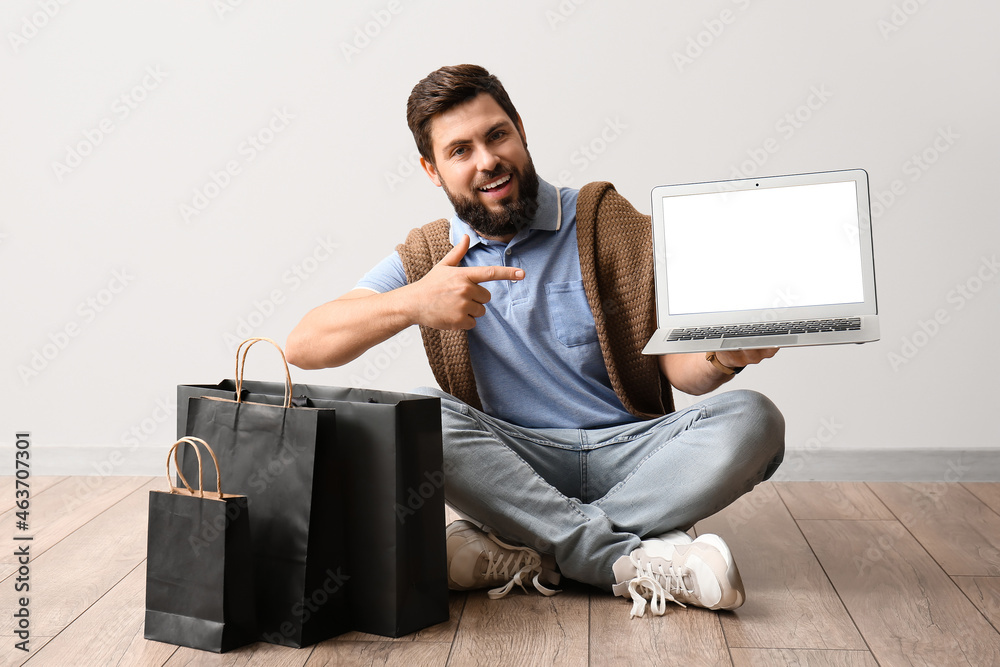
[286,64,784,618]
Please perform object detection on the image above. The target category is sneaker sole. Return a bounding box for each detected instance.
[692,534,744,610]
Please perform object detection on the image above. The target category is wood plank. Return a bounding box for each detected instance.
[24,562,177,667]
[331,592,465,643]
[730,648,878,666]
[963,482,1000,515]
[695,483,866,650]
[799,519,1000,665]
[0,636,53,667]
[448,586,588,665]
[4,476,997,665]
[0,477,167,637]
[165,641,313,666]
[0,475,152,580]
[408,592,465,643]
[774,482,894,520]
[305,641,450,666]
[0,477,67,515]
[868,482,1000,576]
[953,576,1000,631]
[589,592,731,665]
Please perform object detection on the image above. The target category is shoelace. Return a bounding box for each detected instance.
[483,546,560,600]
[626,555,693,618]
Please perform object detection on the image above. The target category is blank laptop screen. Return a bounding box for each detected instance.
[661,180,865,316]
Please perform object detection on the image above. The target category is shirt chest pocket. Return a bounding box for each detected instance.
[544,280,600,347]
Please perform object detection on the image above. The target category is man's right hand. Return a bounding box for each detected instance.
[286,235,524,370]
[410,234,525,330]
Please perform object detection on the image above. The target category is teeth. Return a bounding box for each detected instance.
[480,174,511,191]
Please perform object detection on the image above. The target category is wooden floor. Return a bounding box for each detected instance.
[2,477,1000,666]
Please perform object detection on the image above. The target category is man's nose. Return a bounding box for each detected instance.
[476,147,499,173]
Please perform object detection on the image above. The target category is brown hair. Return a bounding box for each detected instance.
[406,64,521,164]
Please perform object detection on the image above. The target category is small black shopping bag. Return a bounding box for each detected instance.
[177,340,448,638]
[144,437,256,653]
[180,338,350,648]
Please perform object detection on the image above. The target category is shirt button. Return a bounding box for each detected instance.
[505,249,512,256]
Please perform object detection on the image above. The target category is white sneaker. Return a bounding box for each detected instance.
[646,529,695,549]
[446,520,561,599]
[611,532,744,618]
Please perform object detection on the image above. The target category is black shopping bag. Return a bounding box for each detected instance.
[179,339,350,648]
[145,437,257,653]
[178,342,449,638]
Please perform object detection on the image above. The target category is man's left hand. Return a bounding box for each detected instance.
[716,348,779,370]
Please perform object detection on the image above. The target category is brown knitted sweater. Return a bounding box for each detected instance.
[396,181,673,420]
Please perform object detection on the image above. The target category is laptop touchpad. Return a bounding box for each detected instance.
[721,335,800,349]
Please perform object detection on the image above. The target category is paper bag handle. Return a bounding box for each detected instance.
[235,337,292,409]
[166,436,224,500]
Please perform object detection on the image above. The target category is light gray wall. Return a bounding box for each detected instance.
[3,1,998,476]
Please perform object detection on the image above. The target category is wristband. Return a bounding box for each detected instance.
[706,351,744,375]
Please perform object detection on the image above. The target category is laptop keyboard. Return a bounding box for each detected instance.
[667,317,862,341]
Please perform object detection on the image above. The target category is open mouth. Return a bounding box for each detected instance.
[478,173,512,194]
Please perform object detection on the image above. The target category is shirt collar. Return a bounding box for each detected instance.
[449,178,562,248]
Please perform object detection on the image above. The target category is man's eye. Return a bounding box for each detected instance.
[490,130,506,141]
[452,146,467,158]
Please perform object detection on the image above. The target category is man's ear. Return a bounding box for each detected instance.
[420,156,442,187]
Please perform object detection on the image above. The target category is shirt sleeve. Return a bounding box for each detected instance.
[355,250,408,293]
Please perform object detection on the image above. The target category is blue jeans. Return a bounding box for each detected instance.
[415,387,785,591]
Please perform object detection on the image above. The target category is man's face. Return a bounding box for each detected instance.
[421,93,539,239]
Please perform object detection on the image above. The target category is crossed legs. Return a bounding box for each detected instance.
[417,387,784,590]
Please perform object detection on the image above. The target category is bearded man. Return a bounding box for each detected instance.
[287,64,784,618]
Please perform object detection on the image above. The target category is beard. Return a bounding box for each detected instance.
[440,151,540,239]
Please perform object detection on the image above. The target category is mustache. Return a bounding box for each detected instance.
[471,167,514,191]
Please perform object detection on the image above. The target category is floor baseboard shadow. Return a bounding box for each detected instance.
[770,447,1000,482]
[18,446,1000,482]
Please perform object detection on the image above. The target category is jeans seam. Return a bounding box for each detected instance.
[459,407,592,523]
[595,406,709,507]
[582,406,701,450]
[478,414,578,451]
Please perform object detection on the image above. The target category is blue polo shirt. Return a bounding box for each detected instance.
[356,179,639,429]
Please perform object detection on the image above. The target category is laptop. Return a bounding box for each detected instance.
[642,169,879,355]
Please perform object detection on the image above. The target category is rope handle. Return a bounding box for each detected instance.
[171,440,197,494]
[166,436,224,500]
[234,337,292,409]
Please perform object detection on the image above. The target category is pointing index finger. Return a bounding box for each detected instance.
[462,265,525,284]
